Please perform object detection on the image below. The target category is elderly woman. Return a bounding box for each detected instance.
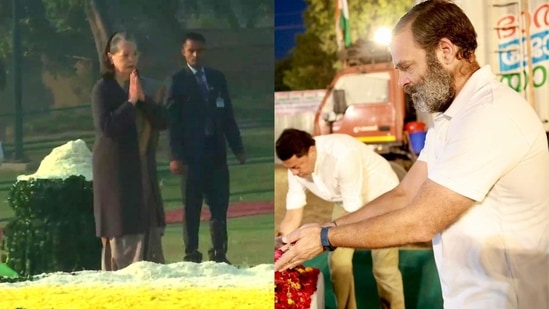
[91,32,167,271]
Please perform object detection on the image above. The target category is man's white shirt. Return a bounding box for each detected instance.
[286,134,399,212]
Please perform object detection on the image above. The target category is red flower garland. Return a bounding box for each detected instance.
[274,248,320,309]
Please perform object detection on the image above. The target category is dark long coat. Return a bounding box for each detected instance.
[91,77,167,238]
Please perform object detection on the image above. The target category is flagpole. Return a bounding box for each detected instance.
[336,0,351,67]
[335,0,343,51]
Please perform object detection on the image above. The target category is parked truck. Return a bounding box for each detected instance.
[313,0,549,176]
[313,41,420,178]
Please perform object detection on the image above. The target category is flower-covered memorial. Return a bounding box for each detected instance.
[1,261,273,308]
[0,140,274,308]
[274,247,324,309]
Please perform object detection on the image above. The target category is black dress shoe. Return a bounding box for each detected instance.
[208,249,231,265]
[183,251,203,263]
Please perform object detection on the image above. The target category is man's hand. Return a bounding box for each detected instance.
[236,152,246,164]
[275,224,316,250]
[274,223,325,272]
[274,236,285,250]
[321,221,337,228]
[169,160,187,175]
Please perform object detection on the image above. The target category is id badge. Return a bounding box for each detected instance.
[216,97,225,108]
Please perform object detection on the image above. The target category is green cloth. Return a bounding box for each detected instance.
[303,249,443,309]
[0,263,19,278]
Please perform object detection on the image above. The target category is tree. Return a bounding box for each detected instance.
[0,0,65,61]
[240,0,273,28]
[0,0,184,77]
[275,56,292,91]
[284,0,413,90]
[283,32,334,90]
[181,0,272,29]
[0,0,271,80]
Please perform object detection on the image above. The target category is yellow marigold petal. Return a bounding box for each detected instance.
[2,285,273,308]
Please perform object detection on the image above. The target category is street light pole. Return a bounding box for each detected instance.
[12,0,25,162]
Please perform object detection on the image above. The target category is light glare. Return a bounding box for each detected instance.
[374,27,392,46]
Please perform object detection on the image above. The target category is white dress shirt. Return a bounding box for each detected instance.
[286,134,399,212]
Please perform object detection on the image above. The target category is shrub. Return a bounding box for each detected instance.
[0,176,100,277]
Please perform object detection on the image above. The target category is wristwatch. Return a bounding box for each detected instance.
[320,226,337,251]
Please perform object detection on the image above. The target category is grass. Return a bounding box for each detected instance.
[2,90,273,139]
[162,214,274,266]
[0,214,274,270]
[0,158,275,226]
[157,162,274,210]
[0,125,274,222]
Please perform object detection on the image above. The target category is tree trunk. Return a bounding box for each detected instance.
[84,1,184,79]
[85,0,112,72]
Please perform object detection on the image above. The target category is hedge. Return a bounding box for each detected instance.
[0,175,101,278]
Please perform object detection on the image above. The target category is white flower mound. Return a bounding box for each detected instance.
[17,139,92,181]
[1,261,274,289]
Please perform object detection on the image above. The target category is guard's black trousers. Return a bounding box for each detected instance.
[181,155,230,256]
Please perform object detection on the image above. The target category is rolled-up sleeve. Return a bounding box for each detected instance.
[285,170,307,210]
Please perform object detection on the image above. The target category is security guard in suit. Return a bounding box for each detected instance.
[164,32,246,264]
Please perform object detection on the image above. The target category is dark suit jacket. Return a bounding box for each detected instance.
[91,77,167,238]
[164,65,244,165]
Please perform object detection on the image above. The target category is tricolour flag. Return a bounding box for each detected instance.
[335,0,351,49]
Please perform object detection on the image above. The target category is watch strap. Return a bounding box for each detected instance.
[320,226,337,251]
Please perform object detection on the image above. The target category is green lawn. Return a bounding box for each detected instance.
[163,214,274,266]
[0,123,275,271]
[0,214,274,269]
[0,162,274,224]
[0,125,274,224]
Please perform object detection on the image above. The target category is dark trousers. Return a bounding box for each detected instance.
[181,140,230,255]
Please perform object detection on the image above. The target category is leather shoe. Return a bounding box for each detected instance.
[183,251,203,263]
[208,249,231,265]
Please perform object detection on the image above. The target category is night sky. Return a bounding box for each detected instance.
[275,0,307,60]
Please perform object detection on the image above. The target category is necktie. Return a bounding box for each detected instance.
[195,70,213,135]
[195,70,209,100]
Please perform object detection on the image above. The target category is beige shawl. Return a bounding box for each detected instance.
[133,77,165,157]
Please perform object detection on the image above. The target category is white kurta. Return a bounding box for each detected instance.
[419,66,549,308]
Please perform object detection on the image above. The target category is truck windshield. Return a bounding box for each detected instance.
[325,71,390,113]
